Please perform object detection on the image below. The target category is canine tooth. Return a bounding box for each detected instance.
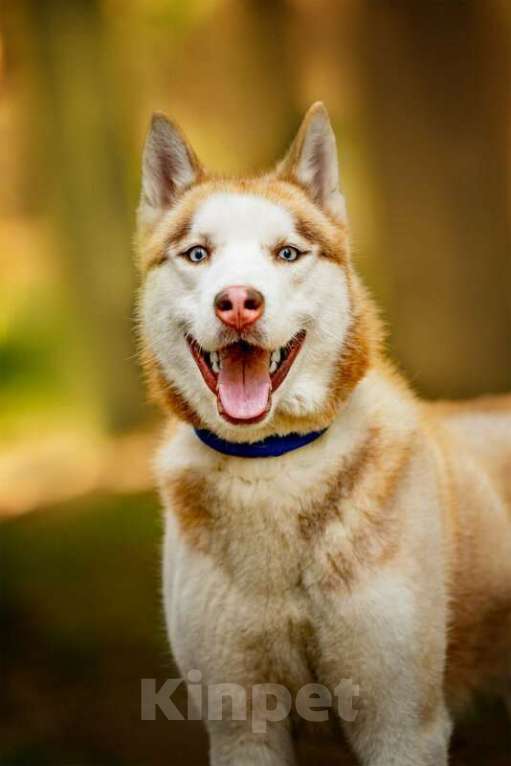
[271,349,281,365]
[210,351,220,373]
[269,360,278,374]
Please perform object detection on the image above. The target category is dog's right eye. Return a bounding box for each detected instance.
[184,245,209,263]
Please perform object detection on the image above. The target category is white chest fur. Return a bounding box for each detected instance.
[157,374,420,686]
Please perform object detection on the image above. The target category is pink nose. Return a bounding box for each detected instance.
[214,285,265,330]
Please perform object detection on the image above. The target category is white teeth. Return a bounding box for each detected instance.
[269,349,281,375]
[210,351,220,374]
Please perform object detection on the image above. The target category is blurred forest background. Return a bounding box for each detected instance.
[1,1,510,765]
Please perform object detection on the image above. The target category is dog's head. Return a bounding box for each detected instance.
[136,103,380,440]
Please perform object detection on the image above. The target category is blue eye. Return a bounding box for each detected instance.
[277,246,300,262]
[185,245,209,263]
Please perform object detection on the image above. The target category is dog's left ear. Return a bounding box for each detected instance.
[277,102,346,221]
[138,113,202,230]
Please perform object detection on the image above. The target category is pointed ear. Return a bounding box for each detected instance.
[277,102,346,221]
[138,113,202,229]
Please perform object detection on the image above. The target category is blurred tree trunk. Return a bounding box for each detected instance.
[11,0,145,431]
[242,0,302,161]
[356,0,511,398]
[161,0,300,171]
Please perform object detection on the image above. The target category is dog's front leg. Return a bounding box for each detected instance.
[184,669,297,765]
[332,643,451,766]
[341,696,451,766]
[312,572,452,766]
[164,526,297,765]
[207,717,296,766]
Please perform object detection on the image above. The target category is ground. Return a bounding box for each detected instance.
[1,492,509,765]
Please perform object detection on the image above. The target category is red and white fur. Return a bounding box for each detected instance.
[136,103,511,765]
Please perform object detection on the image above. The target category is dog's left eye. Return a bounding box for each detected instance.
[277,246,300,262]
[185,245,209,263]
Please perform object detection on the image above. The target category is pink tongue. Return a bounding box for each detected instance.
[218,344,271,421]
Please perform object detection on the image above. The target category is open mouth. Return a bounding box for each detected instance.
[187,331,306,425]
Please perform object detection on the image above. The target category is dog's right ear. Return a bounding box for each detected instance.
[138,113,202,230]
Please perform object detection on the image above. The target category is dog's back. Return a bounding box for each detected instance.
[428,394,511,512]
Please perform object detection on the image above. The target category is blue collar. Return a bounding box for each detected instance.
[193,427,328,458]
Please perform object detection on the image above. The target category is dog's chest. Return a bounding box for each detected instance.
[159,421,388,687]
[190,462,316,588]
[161,444,339,686]
[164,506,318,691]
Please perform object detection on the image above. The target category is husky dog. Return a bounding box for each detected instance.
[136,103,511,765]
